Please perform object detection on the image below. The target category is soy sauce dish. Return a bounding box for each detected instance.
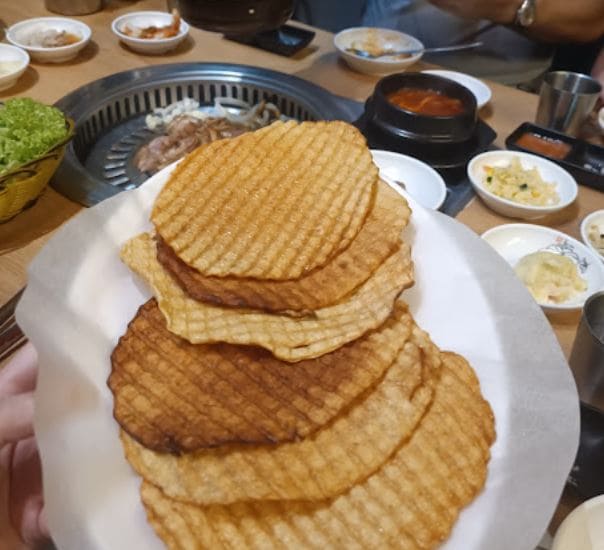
[468,151,578,219]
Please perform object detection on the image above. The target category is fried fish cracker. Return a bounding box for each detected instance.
[120,233,413,361]
[122,325,440,504]
[109,299,414,452]
[151,120,377,280]
[156,182,411,313]
[140,352,495,549]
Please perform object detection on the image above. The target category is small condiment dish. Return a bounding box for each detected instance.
[111,11,189,55]
[421,69,491,109]
[0,44,29,92]
[6,17,91,63]
[334,27,423,75]
[482,223,604,313]
[468,151,578,219]
[370,149,447,210]
[580,209,604,262]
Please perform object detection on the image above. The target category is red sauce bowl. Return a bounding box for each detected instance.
[367,72,477,144]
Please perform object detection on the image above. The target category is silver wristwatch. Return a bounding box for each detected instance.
[515,0,537,27]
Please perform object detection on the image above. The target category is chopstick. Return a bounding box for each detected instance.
[0,288,27,364]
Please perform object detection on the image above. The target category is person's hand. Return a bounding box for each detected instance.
[427,0,520,25]
[0,343,50,548]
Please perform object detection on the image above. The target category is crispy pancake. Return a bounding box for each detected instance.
[120,323,441,504]
[140,352,495,549]
[156,182,411,313]
[109,299,413,452]
[151,120,377,280]
[120,234,414,361]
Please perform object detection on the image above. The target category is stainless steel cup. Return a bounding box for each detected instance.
[569,291,604,412]
[535,71,602,136]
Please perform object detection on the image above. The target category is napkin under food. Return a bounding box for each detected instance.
[16,165,579,550]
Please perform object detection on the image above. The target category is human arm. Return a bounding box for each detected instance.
[0,343,50,548]
[427,0,604,42]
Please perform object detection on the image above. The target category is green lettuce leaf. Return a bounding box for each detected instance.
[0,98,68,175]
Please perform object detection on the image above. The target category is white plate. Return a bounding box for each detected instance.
[468,150,578,219]
[422,69,492,109]
[482,223,604,313]
[16,164,579,550]
[111,11,189,55]
[6,17,91,63]
[334,27,423,75]
[580,209,604,262]
[371,149,447,210]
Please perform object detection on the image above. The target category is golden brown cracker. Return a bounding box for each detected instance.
[156,182,411,313]
[121,323,439,504]
[139,352,495,549]
[151,120,377,280]
[120,234,413,361]
[109,299,413,452]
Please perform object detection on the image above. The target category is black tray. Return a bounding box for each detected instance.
[355,114,491,217]
[225,24,315,57]
[506,122,604,192]
[356,103,496,172]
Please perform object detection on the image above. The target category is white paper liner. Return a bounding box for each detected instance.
[16,163,579,550]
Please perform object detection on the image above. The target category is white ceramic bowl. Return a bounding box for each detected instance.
[334,27,423,75]
[371,149,447,210]
[422,69,492,109]
[580,209,604,262]
[7,17,91,63]
[552,494,604,550]
[112,11,189,55]
[598,107,604,134]
[0,44,29,91]
[468,151,578,219]
[482,223,604,313]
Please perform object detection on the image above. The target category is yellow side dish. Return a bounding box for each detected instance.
[514,251,587,304]
[484,157,560,206]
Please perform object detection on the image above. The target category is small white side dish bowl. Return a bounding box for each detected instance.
[552,494,604,550]
[580,209,604,262]
[334,27,423,75]
[371,149,447,210]
[482,223,604,313]
[0,44,29,91]
[112,11,189,55]
[7,17,91,63]
[468,150,578,219]
[422,69,492,109]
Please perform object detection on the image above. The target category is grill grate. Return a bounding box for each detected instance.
[53,63,363,206]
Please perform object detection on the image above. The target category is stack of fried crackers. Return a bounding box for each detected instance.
[108,120,495,549]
